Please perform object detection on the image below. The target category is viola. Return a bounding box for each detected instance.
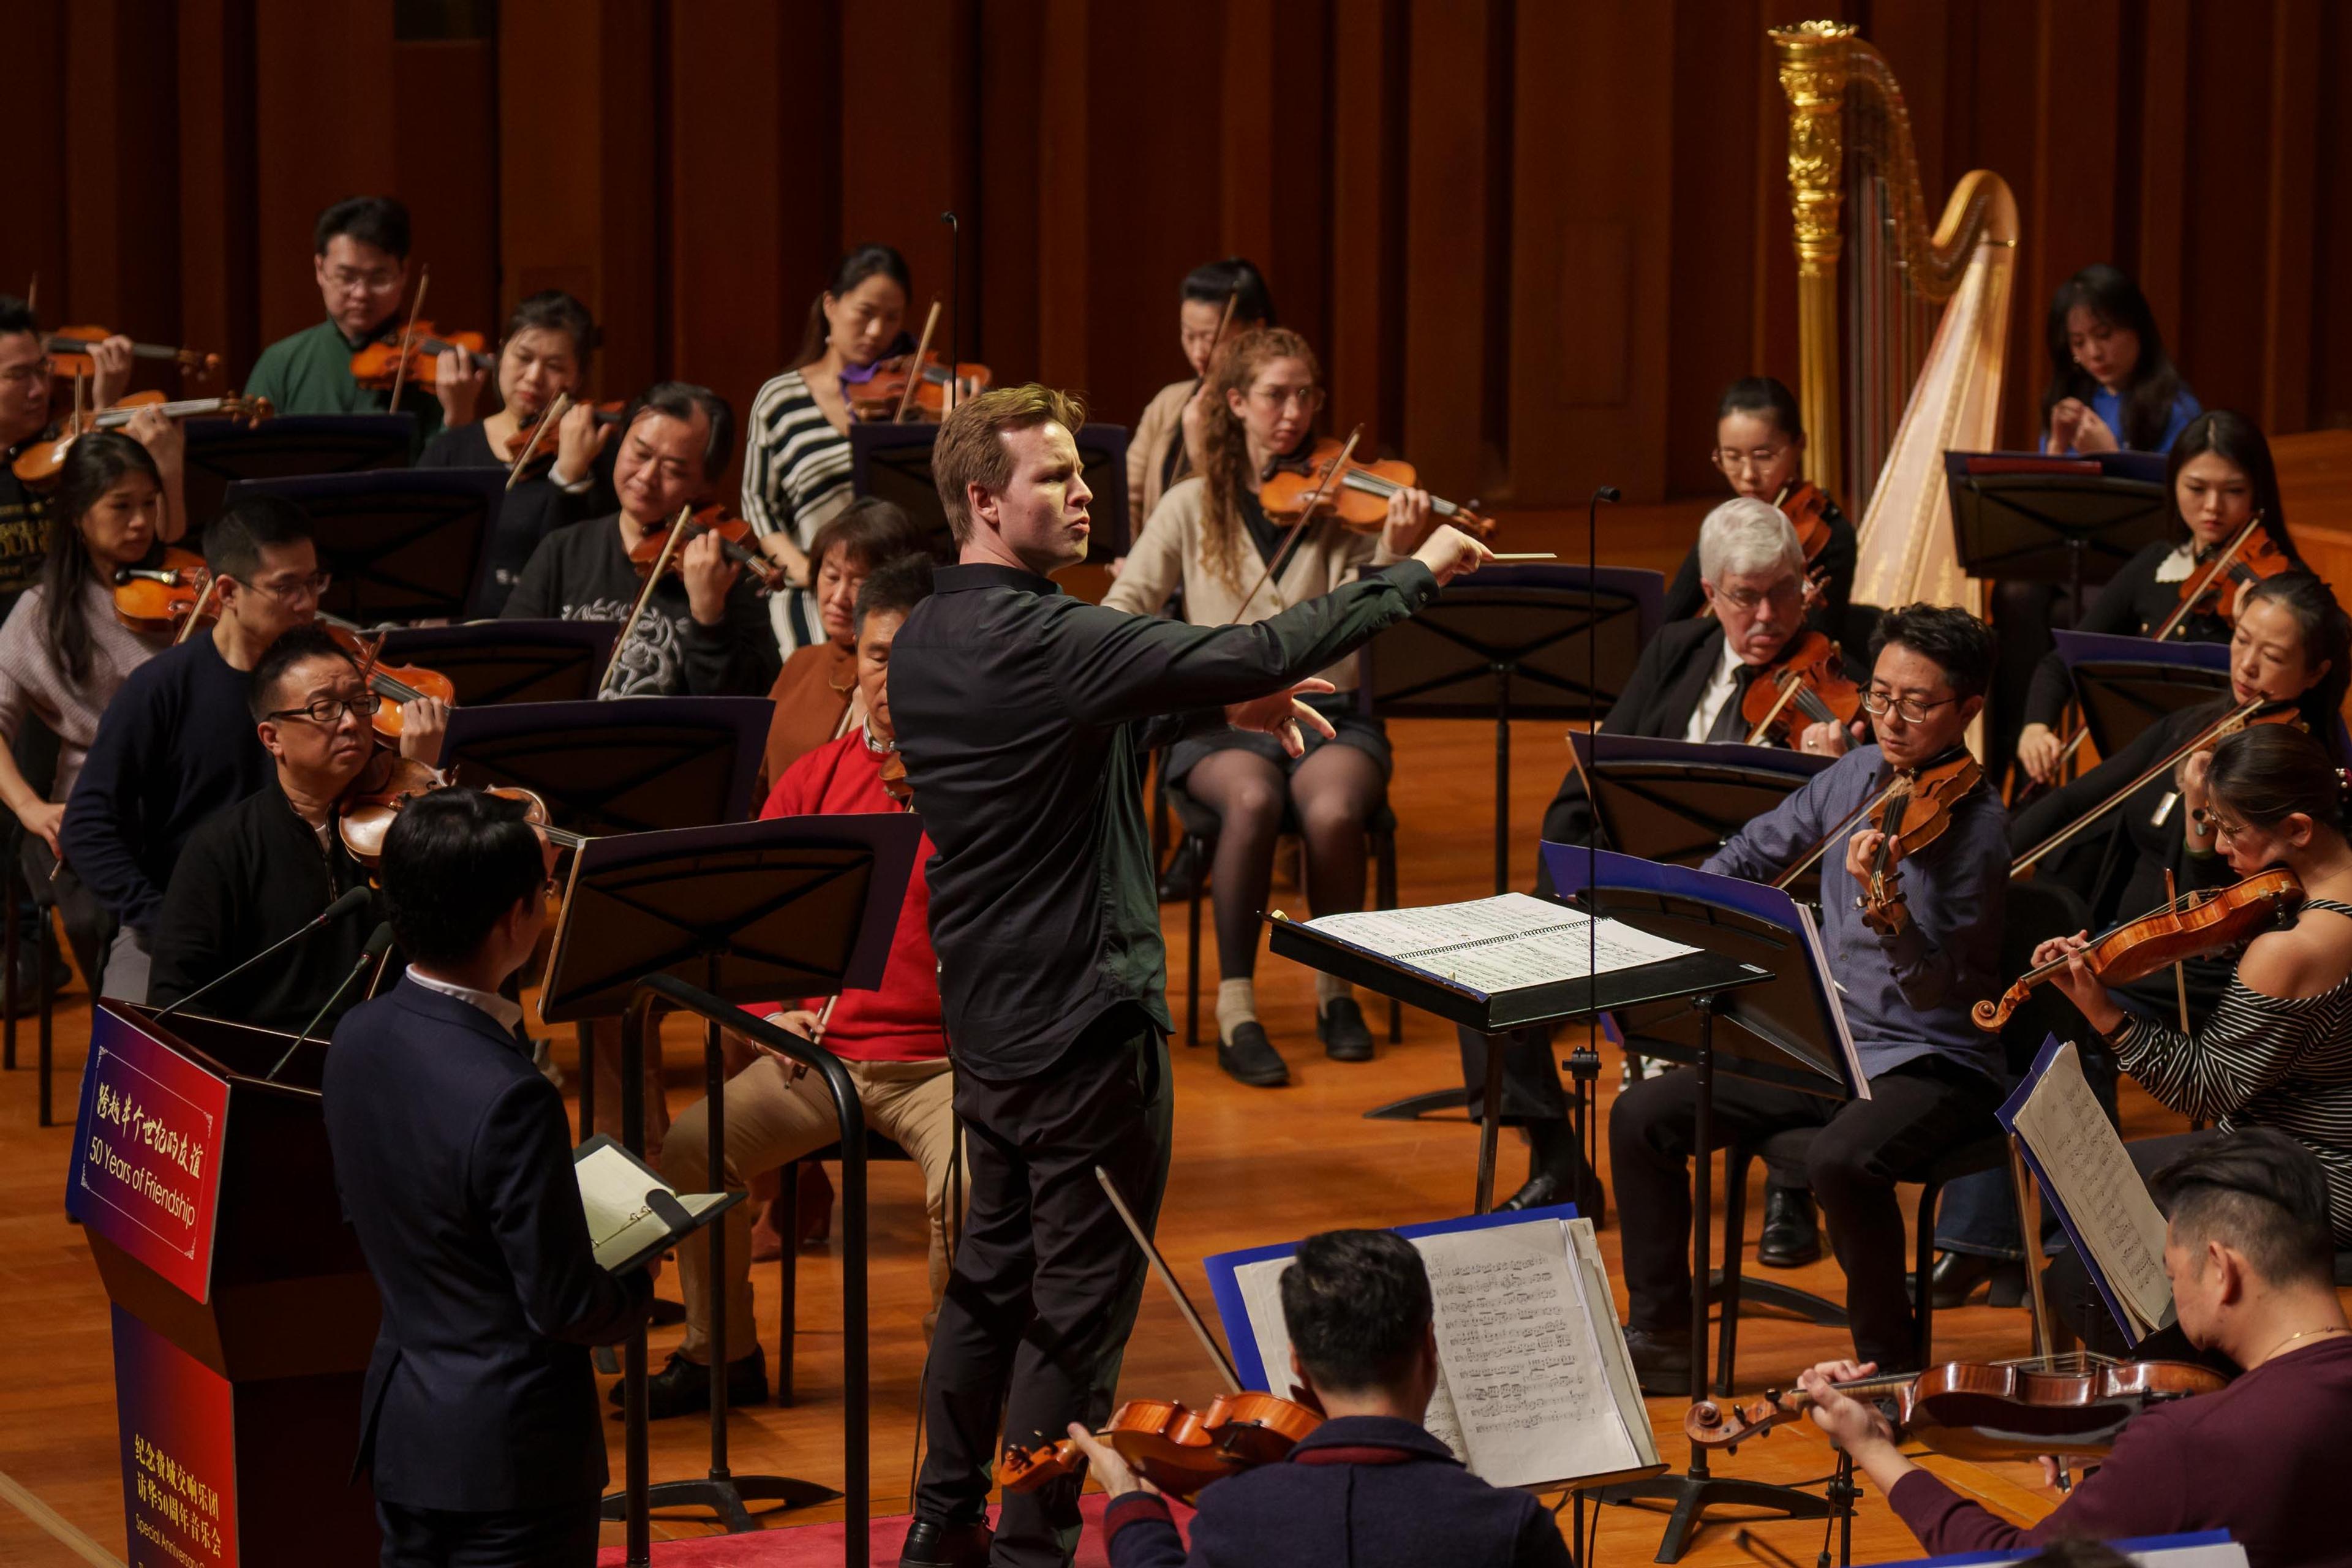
[1685,1353,2227,1464]
[348,320,493,391]
[336,753,445,866]
[998,1390,1324,1504]
[1856,747,1983,937]
[2157,515,2296,640]
[321,621,459,745]
[44,328,221,381]
[1778,479,1835,567]
[1973,866,2301,1032]
[112,548,215,639]
[1257,434,1495,538]
[848,352,992,423]
[626,504,788,596]
[12,391,272,487]
[1738,628,1861,748]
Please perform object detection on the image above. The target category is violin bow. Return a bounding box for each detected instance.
[2011,695,2267,876]
[388,265,431,412]
[2152,514,2264,642]
[598,504,693,696]
[1234,424,1365,616]
[1742,669,1810,747]
[2165,867,2193,1038]
[173,571,221,647]
[1770,770,1904,891]
[506,391,573,491]
[1093,1165,1244,1396]
[893,300,944,424]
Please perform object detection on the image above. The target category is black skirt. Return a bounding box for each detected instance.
[1164,692,1391,785]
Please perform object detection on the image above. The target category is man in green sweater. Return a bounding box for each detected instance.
[244,196,484,449]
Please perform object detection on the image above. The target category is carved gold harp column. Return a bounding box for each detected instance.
[1771,22,2019,614]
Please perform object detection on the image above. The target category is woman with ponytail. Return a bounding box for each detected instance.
[740,244,913,649]
[1103,328,1437,1087]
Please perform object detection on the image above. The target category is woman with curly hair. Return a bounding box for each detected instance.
[1104,328,1437,1087]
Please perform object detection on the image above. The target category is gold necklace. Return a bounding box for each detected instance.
[2256,1324,2350,1366]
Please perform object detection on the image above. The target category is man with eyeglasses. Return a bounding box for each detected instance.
[146,627,392,1033]
[1457,499,1860,1218]
[60,498,445,1002]
[243,197,484,451]
[1610,603,2008,1393]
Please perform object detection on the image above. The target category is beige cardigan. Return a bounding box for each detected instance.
[1102,475,1401,691]
[1125,379,1194,525]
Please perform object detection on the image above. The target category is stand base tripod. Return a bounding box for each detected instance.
[1590,1471,1830,1565]
[600,1473,843,1534]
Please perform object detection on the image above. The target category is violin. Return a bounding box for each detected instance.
[626,504,788,596]
[112,549,215,639]
[1257,434,1495,538]
[348,320,493,391]
[1685,1353,2226,1464]
[501,395,625,465]
[44,328,222,381]
[2155,515,2296,640]
[998,1391,1324,1504]
[1855,747,1983,937]
[848,352,992,423]
[1972,866,2301,1032]
[12,391,272,487]
[336,753,445,865]
[1694,481,1836,622]
[1738,629,1861,748]
[321,621,459,745]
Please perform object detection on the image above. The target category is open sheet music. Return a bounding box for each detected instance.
[2000,1038,2174,1343]
[1299,892,1700,1000]
[1209,1211,1662,1491]
[574,1134,743,1275]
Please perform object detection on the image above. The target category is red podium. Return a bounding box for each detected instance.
[67,1001,381,1566]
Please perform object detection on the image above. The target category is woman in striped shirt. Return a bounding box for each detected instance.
[2037,723,2352,1350]
[740,244,911,650]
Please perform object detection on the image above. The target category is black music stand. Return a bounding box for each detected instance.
[540,815,922,1551]
[1572,733,1832,902]
[435,696,771,1140]
[1945,450,2172,612]
[851,421,1134,557]
[1549,849,1860,1562]
[181,412,414,530]
[1360,565,1662,894]
[222,468,503,624]
[375,619,620,708]
[2056,630,2231,759]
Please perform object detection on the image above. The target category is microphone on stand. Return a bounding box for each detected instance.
[1585,483,1621,966]
[268,922,398,1082]
[153,885,373,1027]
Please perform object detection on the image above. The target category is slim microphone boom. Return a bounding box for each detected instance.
[152,884,372,1026]
[268,921,398,1082]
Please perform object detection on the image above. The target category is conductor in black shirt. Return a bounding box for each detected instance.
[890,384,1491,1568]
[323,788,652,1567]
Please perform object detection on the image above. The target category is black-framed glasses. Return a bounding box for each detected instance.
[1858,689,1959,723]
[267,692,381,725]
[235,570,332,606]
[1715,579,1804,613]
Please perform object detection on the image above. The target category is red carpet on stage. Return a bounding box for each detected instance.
[597,1493,1193,1566]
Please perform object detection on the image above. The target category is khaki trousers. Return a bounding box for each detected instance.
[662,1052,957,1365]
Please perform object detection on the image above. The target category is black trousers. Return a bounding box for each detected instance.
[376,1496,600,1567]
[1610,1055,2005,1368]
[913,1011,1173,1568]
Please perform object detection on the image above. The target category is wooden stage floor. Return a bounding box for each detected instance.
[0,502,2301,1565]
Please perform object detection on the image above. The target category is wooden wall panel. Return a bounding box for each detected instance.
[1400,0,1499,502]
[2260,0,2321,436]
[252,0,396,342]
[3,8,70,322]
[391,39,498,366]
[175,0,259,382]
[64,0,183,391]
[1325,0,1406,451]
[2313,2,2352,431]
[2174,2,2275,423]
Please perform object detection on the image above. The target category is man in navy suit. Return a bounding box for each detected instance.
[323,788,651,1566]
[1069,1229,1572,1568]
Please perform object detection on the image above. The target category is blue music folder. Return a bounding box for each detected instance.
[1871,1531,2240,1568]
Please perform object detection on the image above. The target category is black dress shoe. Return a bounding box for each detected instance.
[1218,1022,1289,1087]
[1498,1170,1572,1213]
[1929,1250,1998,1310]
[1623,1327,1694,1397]
[900,1520,993,1568]
[1317,997,1374,1061]
[614,1347,769,1417]
[1756,1186,1821,1269]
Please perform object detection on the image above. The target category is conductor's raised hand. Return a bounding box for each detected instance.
[1411,521,1493,587]
[1227,678,1339,760]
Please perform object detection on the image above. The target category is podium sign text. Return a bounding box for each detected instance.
[112,1305,241,1566]
[69,1008,231,1302]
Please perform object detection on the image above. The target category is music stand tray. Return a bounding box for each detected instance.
[1361,564,1664,893]
[2054,629,2231,760]
[182,412,415,530]
[435,696,771,834]
[852,421,1133,557]
[543,815,921,1537]
[1945,450,2173,604]
[223,467,503,624]
[376,619,621,709]
[1572,733,1832,903]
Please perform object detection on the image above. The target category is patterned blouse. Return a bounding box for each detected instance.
[739,367,856,649]
[2113,898,2352,1244]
